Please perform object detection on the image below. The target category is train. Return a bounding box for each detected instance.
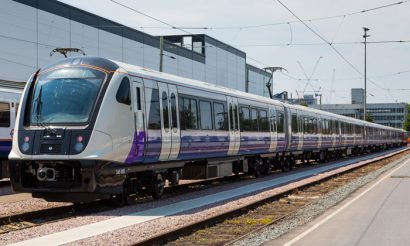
[8,57,407,204]
[0,86,22,179]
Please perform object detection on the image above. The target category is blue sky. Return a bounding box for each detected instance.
[59,0,410,104]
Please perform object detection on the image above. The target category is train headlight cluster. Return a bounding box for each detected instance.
[74,135,84,152]
[21,136,30,152]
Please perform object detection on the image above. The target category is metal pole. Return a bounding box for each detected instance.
[363,27,370,121]
[159,36,164,72]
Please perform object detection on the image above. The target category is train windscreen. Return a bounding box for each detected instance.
[30,67,106,125]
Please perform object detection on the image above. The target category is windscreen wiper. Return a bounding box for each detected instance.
[34,86,56,134]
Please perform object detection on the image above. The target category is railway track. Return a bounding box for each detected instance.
[0,147,406,238]
[135,147,409,246]
[0,173,250,235]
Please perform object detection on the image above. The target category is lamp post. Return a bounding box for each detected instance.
[363,27,370,121]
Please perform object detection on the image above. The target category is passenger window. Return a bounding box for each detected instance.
[259,110,269,132]
[291,114,298,133]
[179,97,198,130]
[269,109,276,132]
[199,100,213,130]
[251,108,258,131]
[214,103,227,130]
[239,106,251,132]
[0,102,10,127]
[277,111,284,133]
[146,88,161,130]
[116,77,131,105]
[162,92,169,131]
[229,103,234,130]
[170,93,177,129]
[233,104,239,131]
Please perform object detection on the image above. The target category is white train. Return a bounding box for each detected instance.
[9,57,406,203]
[0,86,22,179]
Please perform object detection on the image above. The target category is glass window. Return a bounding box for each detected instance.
[259,110,269,132]
[0,102,10,127]
[147,89,161,130]
[240,106,251,131]
[214,102,227,130]
[303,117,309,133]
[116,77,131,105]
[251,108,258,131]
[200,100,213,130]
[179,97,198,130]
[233,104,238,131]
[136,87,141,110]
[170,93,177,129]
[190,99,198,129]
[292,114,298,133]
[30,67,106,124]
[162,92,169,130]
[277,111,284,133]
[270,108,276,132]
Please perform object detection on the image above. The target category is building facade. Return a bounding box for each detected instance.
[351,88,364,104]
[1,0,270,96]
[310,103,408,129]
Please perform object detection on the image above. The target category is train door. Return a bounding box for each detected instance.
[317,114,322,149]
[158,82,181,160]
[131,78,144,133]
[268,106,277,152]
[227,96,240,155]
[297,110,304,150]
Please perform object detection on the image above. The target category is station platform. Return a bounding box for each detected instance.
[266,155,410,246]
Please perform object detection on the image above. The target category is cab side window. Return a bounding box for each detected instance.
[116,77,131,105]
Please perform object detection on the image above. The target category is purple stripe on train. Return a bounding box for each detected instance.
[125,131,145,164]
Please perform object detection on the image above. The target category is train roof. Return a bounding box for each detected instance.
[113,59,404,133]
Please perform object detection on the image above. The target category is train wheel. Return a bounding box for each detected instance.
[281,158,291,172]
[151,173,165,199]
[116,177,137,206]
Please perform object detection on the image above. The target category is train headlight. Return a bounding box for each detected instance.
[74,135,84,152]
[21,136,30,152]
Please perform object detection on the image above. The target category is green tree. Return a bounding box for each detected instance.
[299,101,308,107]
[365,113,374,123]
[404,104,410,131]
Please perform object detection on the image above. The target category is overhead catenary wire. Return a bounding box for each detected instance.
[275,0,396,100]
[137,0,409,30]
